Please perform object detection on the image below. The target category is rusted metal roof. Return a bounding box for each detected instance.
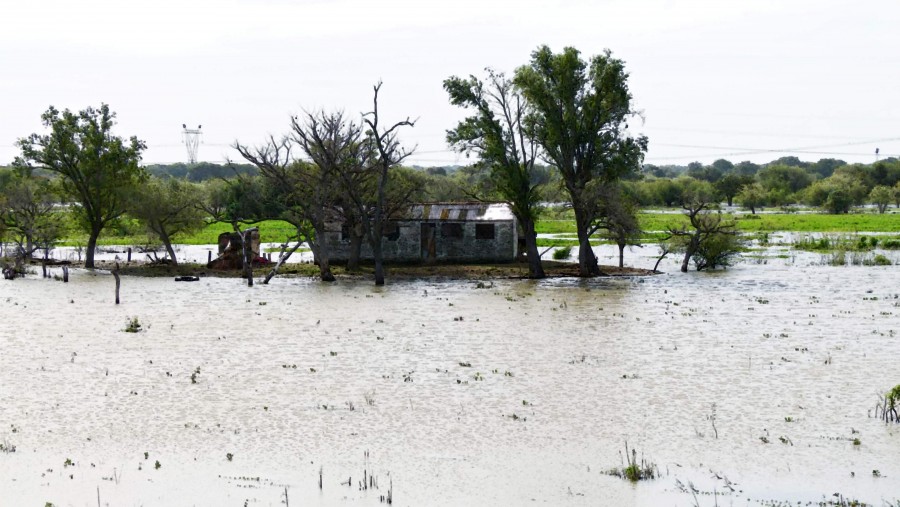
[402,202,514,221]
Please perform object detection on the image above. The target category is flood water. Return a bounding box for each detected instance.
[1,252,898,506]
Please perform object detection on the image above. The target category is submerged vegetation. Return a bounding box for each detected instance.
[606,442,658,482]
[874,385,900,423]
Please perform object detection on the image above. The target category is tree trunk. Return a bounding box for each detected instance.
[521,217,545,279]
[727,196,734,207]
[373,239,385,286]
[371,201,385,285]
[573,206,599,276]
[680,250,691,273]
[85,225,101,269]
[159,227,178,266]
[308,236,335,282]
[241,229,253,287]
[680,235,699,273]
[618,242,625,268]
[347,232,363,272]
[317,252,335,282]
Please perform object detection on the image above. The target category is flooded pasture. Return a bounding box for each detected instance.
[1,255,898,506]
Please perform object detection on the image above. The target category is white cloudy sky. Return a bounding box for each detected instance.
[2,0,898,168]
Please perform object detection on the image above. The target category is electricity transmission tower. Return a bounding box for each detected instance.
[182,124,202,164]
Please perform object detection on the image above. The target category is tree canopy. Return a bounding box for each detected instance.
[515,45,647,276]
[15,104,145,268]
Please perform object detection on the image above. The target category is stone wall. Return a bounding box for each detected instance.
[326,220,517,263]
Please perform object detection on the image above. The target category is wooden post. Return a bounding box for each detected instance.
[207,250,212,264]
[113,262,121,304]
[62,266,69,283]
[127,247,132,262]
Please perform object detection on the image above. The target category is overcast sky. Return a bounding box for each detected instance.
[2,0,898,168]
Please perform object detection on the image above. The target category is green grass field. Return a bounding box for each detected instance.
[537,210,900,236]
[60,220,299,247]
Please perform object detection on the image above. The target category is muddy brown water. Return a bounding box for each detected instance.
[1,255,898,506]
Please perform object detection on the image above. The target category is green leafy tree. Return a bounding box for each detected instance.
[515,45,647,276]
[824,189,854,214]
[710,159,735,174]
[651,178,683,207]
[868,185,893,214]
[15,104,145,268]
[130,177,206,264]
[734,161,760,177]
[691,228,743,270]
[687,164,722,183]
[667,182,740,272]
[715,173,751,207]
[808,158,845,178]
[0,171,64,260]
[736,183,766,214]
[805,174,867,213]
[757,164,813,198]
[445,68,546,278]
[595,183,641,268]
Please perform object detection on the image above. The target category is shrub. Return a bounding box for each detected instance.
[871,254,892,266]
[124,317,142,333]
[552,246,573,260]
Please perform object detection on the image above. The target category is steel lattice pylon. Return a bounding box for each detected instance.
[182,124,202,164]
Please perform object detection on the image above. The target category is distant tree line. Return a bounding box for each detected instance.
[636,156,900,214]
[144,161,258,181]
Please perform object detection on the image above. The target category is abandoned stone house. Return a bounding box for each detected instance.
[325,202,518,263]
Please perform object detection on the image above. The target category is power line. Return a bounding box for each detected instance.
[646,126,886,141]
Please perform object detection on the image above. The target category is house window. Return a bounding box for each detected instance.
[475,223,495,240]
[383,223,400,241]
[340,223,350,241]
[441,223,463,239]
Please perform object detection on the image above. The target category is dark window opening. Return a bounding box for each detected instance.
[340,223,350,241]
[441,223,463,239]
[383,223,400,241]
[475,223,495,240]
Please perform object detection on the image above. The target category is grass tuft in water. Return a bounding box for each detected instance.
[606,441,657,482]
[124,316,142,333]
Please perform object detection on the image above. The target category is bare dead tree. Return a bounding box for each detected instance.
[362,82,416,286]
[234,136,338,282]
[290,110,373,274]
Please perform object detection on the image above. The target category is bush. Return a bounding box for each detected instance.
[552,246,573,260]
[871,254,892,266]
[691,231,744,270]
[124,316,142,333]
